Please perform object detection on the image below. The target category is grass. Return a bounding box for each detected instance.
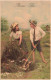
[1,30,50,79]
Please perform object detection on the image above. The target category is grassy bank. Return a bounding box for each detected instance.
[1,30,50,79]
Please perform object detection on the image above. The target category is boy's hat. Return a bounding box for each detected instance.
[10,22,18,29]
[29,20,37,26]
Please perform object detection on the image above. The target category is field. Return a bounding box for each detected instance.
[1,29,50,79]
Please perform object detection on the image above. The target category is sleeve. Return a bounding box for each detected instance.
[19,31,22,35]
[10,32,13,37]
[30,30,34,43]
[39,27,46,38]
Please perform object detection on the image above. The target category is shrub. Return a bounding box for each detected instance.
[1,40,27,63]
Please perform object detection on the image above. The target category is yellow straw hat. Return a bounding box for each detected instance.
[10,22,18,29]
[29,20,37,26]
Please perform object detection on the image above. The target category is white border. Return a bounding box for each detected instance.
[0,0,51,80]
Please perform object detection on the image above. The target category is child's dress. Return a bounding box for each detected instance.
[10,31,28,54]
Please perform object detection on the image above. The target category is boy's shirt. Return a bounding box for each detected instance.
[10,31,22,39]
[30,26,46,43]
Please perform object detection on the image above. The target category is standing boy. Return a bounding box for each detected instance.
[29,20,47,64]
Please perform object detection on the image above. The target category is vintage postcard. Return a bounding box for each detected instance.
[0,0,51,80]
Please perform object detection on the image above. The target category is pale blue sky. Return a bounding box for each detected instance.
[1,1,50,29]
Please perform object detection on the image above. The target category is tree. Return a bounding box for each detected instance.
[1,17,9,32]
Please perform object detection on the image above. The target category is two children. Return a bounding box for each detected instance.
[9,21,47,65]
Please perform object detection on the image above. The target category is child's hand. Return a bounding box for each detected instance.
[34,46,36,49]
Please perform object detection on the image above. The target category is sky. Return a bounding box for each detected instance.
[1,1,50,29]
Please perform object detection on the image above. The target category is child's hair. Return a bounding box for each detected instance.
[11,28,16,33]
[11,26,20,33]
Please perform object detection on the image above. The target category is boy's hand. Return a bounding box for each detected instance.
[32,42,36,49]
[34,46,36,49]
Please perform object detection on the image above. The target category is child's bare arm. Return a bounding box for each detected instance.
[19,34,22,46]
